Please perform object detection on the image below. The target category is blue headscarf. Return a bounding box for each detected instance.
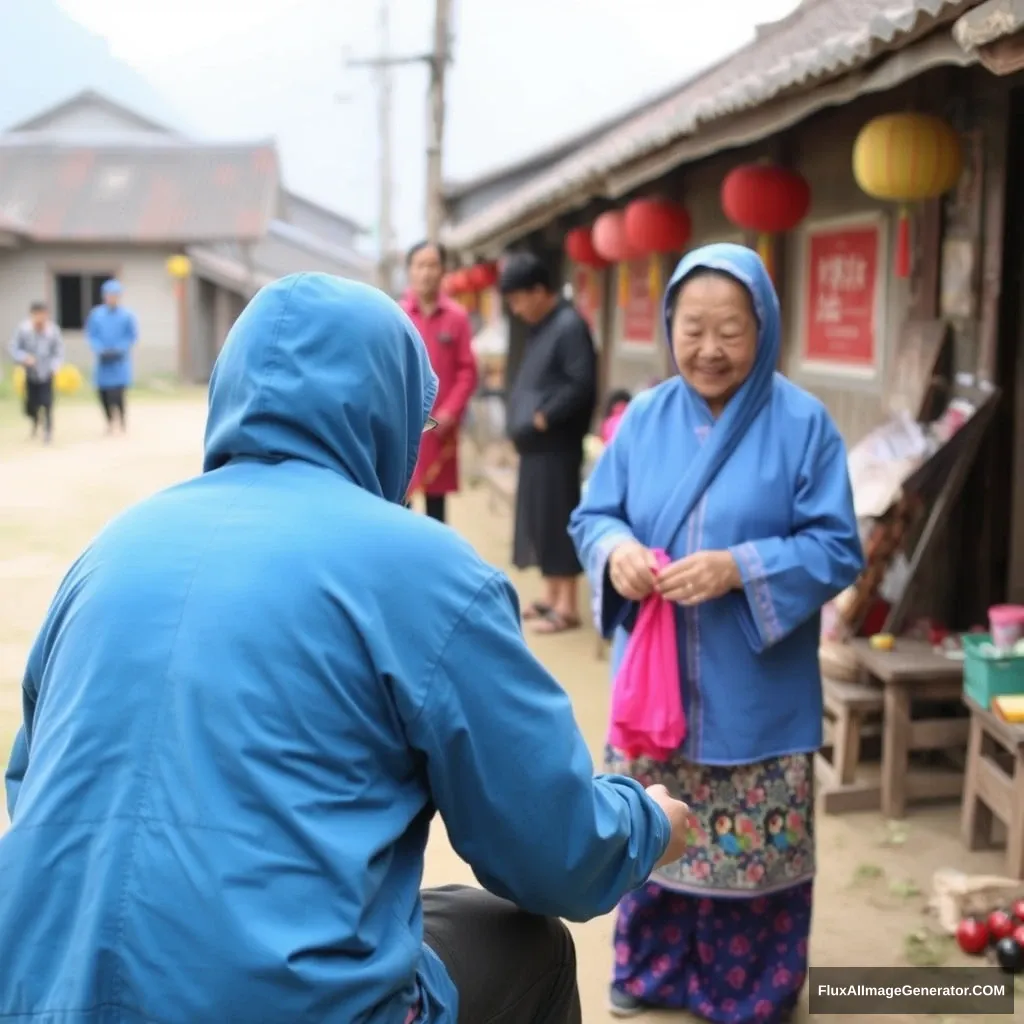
[650,242,781,551]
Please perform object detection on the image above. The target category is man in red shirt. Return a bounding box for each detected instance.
[401,241,478,523]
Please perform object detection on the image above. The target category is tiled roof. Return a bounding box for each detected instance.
[443,0,971,250]
[0,135,281,243]
[188,220,374,293]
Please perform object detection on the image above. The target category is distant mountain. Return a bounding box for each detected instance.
[0,0,185,131]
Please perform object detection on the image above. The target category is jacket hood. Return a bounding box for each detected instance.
[662,242,780,402]
[203,273,438,503]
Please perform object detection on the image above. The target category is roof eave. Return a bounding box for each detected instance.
[442,22,975,253]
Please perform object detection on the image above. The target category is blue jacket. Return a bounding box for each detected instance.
[570,244,863,765]
[0,273,669,1024]
[86,304,138,388]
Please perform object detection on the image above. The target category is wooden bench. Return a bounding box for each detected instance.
[815,677,885,814]
[961,695,1024,880]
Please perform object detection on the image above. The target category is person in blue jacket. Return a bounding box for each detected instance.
[86,278,138,434]
[0,273,692,1024]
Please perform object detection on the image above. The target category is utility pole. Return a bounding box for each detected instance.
[425,0,453,244]
[375,0,396,294]
[348,1,455,253]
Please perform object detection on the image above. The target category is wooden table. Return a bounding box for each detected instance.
[850,639,967,819]
[961,696,1024,880]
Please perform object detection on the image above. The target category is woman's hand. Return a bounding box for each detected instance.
[655,551,741,605]
[608,540,658,601]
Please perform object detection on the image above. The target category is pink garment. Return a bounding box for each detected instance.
[600,404,628,444]
[608,549,686,760]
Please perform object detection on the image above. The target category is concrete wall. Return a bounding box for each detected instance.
[0,244,179,380]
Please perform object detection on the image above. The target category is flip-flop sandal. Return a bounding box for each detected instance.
[530,609,581,635]
[521,601,551,621]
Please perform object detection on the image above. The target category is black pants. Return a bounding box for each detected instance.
[424,494,447,524]
[24,378,53,435]
[99,386,126,426]
[422,886,581,1024]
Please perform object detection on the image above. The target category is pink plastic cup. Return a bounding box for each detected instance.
[988,605,1024,653]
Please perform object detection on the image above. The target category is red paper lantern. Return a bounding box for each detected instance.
[624,198,692,254]
[720,164,810,234]
[592,211,639,264]
[466,262,498,291]
[564,226,609,268]
[447,269,470,293]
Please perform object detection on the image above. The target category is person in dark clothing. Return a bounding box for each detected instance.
[8,301,63,444]
[501,253,597,635]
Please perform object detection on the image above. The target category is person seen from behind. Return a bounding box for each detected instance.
[8,300,62,445]
[570,243,863,1022]
[503,252,597,635]
[86,278,138,434]
[0,272,693,1024]
[401,241,478,523]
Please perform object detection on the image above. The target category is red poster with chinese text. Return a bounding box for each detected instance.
[623,260,656,344]
[803,224,879,366]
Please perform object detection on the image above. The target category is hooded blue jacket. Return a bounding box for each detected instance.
[0,274,669,1024]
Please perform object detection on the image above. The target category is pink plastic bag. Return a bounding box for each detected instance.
[608,549,686,760]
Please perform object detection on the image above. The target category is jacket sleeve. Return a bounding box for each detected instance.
[85,309,104,353]
[51,327,64,370]
[435,312,478,424]
[6,635,42,820]
[569,404,640,637]
[413,572,669,922]
[728,416,863,653]
[125,310,139,347]
[8,325,27,364]
[539,318,596,428]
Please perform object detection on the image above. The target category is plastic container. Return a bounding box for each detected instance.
[962,633,1024,709]
[988,605,1024,653]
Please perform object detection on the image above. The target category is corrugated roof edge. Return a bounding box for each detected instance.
[0,133,277,151]
[443,0,969,251]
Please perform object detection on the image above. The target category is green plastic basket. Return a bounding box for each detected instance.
[962,633,1024,709]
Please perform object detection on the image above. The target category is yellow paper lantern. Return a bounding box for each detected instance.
[166,254,192,279]
[852,113,962,277]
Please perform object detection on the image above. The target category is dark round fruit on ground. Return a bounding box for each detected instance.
[994,937,1023,974]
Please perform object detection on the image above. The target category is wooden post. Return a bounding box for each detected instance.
[376,0,396,294]
[425,0,452,243]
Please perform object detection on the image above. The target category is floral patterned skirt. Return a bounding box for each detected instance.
[604,748,815,896]
[604,749,815,1023]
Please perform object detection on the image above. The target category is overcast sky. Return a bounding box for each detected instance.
[54,0,801,247]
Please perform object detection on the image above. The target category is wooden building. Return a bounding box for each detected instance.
[441,0,1024,626]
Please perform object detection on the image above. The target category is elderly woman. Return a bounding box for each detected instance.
[569,243,862,1023]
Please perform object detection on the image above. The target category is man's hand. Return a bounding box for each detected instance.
[608,540,658,601]
[22,355,35,367]
[532,410,548,432]
[646,784,692,868]
[655,551,741,605]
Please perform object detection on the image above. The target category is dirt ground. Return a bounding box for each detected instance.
[0,392,1018,1023]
